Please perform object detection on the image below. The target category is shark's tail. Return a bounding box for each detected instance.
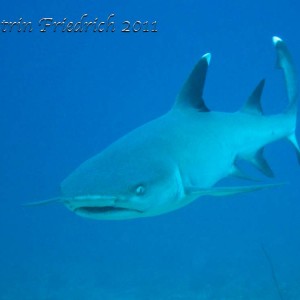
[273,36,300,163]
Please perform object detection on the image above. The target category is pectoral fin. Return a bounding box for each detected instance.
[23,197,62,207]
[186,182,285,197]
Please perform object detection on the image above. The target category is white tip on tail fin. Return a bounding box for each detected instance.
[203,53,212,65]
[273,36,300,164]
[272,36,298,113]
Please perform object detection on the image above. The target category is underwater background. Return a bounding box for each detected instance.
[1,0,300,299]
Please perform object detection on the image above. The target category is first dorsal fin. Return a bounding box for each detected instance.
[241,79,265,115]
[174,53,211,112]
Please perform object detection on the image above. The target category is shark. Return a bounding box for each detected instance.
[30,37,299,220]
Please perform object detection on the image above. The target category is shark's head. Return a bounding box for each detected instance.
[60,136,184,220]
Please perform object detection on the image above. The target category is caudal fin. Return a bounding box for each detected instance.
[273,36,298,113]
[273,36,300,163]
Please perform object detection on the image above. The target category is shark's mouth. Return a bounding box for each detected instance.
[74,206,143,215]
[62,195,145,218]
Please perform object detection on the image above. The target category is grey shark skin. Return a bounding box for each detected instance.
[35,37,300,220]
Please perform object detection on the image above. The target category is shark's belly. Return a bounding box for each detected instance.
[159,110,293,190]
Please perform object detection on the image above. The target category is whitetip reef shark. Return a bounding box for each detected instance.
[29,37,299,220]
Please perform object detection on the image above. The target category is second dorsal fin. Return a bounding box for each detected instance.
[174,53,211,112]
[241,79,265,115]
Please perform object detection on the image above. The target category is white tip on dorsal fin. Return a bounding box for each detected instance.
[174,53,211,112]
[241,79,265,115]
[272,36,282,45]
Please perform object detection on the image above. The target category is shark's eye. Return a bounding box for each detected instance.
[135,185,145,196]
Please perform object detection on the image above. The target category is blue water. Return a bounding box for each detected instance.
[1,1,300,299]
